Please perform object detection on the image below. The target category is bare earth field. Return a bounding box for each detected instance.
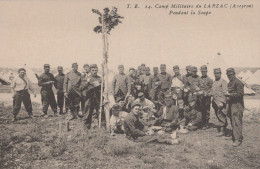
[0,92,260,168]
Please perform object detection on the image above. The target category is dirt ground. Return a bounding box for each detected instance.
[0,101,259,169]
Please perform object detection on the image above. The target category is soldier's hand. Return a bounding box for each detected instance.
[188,123,193,127]
[165,123,171,127]
[218,103,223,108]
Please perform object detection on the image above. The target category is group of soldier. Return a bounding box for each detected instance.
[10,62,245,147]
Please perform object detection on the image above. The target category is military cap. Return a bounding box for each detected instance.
[57,66,63,70]
[18,68,26,73]
[83,64,89,68]
[164,94,173,100]
[72,63,78,67]
[141,64,145,67]
[200,65,207,71]
[191,66,197,71]
[129,67,135,71]
[160,64,166,68]
[137,92,144,97]
[144,67,150,71]
[214,68,221,73]
[153,67,158,70]
[226,68,235,74]
[118,65,124,68]
[131,102,141,109]
[112,103,121,110]
[89,64,98,69]
[173,65,179,69]
[44,64,50,68]
[186,65,191,70]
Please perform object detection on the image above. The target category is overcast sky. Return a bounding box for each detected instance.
[0,0,259,71]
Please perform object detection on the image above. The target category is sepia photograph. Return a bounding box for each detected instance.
[0,0,259,168]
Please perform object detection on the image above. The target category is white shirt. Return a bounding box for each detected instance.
[11,75,34,92]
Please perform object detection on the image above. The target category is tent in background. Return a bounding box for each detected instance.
[22,64,39,83]
[254,69,260,79]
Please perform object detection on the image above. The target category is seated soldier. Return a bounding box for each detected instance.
[182,94,203,131]
[123,102,179,144]
[133,92,156,121]
[110,103,128,136]
[154,95,189,134]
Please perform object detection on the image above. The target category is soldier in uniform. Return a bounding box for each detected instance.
[171,65,185,107]
[199,65,213,129]
[38,64,57,117]
[123,102,179,144]
[157,64,171,107]
[80,64,102,129]
[112,65,128,102]
[11,68,37,121]
[55,66,65,115]
[80,64,90,114]
[226,68,244,147]
[64,63,82,120]
[148,67,161,110]
[127,68,142,99]
[140,67,152,99]
[211,68,228,137]
[183,65,192,106]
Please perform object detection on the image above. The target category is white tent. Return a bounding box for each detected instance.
[243,70,253,81]
[22,64,38,83]
[237,71,246,80]
[254,69,260,79]
[245,73,260,85]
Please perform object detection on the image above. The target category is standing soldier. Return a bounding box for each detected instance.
[140,67,152,99]
[11,68,36,122]
[64,63,82,120]
[38,64,57,117]
[171,65,185,107]
[148,67,161,110]
[112,65,128,102]
[199,65,213,129]
[81,64,90,114]
[183,65,192,106]
[55,66,65,115]
[158,64,172,107]
[127,68,142,99]
[226,68,244,147]
[80,64,102,129]
[211,68,228,137]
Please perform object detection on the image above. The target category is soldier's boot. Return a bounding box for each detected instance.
[217,127,226,137]
[169,139,179,145]
[12,115,17,122]
[202,120,210,130]
[28,112,33,119]
[59,108,63,115]
[67,110,75,121]
[232,140,242,147]
[178,125,189,134]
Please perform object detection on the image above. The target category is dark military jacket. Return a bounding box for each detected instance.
[38,72,56,91]
[156,105,179,126]
[157,72,171,90]
[123,112,146,141]
[63,71,81,94]
[79,74,102,98]
[200,75,213,95]
[228,77,244,106]
[55,73,65,92]
[185,75,202,92]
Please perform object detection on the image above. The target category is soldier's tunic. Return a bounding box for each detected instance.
[112,73,128,102]
[200,75,213,124]
[140,74,152,99]
[157,72,171,106]
[127,75,142,99]
[80,73,90,112]
[11,75,34,117]
[38,72,57,114]
[79,74,102,128]
[227,77,244,142]
[123,112,173,144]
[185,75,202,92]
[171,73,185,103]
[212,78,228,127]
[154,105,180,132]
[183,74,191,105]
[64,71,81,112]
[55,73,65,112]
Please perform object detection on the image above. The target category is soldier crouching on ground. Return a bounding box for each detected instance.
[182,94,203,131]
[154,95,188,134]
[123,102,179,145]
[38,64,58,118]
[226,68,244,147]
[64,63,82,120]
[110,103,128,136]
[11,68,37,122]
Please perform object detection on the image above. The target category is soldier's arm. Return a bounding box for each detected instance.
[206,78,213,94]
[38,75,52,87]
[112,76,116,95]
[11,80,16,96]
[52,74,57,89]
[63,74,68,93]
[27,78,35,94]
[222,80,228,94]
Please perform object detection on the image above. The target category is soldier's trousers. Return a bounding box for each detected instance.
[200,97,211,125]
[41,89,57,114]
[56,91,64,111]
[228,102,244,142]
[158,89,169,107]
[13,90,32,116]
[83,96,96,128]
[67,95,81,113]
[212,101,227,127]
